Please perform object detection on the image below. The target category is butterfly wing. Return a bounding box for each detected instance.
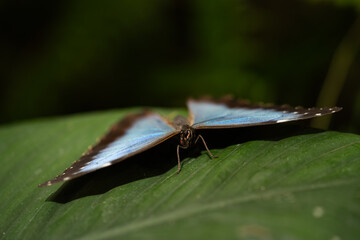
[39,111,178,187]
[188,97,342,129]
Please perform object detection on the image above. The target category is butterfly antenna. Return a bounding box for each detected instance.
[197,135,218,159]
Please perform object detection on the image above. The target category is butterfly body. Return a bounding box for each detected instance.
[172,115,195,148]
[39,97,342,187]
[179,127,195,148]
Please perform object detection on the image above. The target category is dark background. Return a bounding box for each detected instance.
[0,0,359,133]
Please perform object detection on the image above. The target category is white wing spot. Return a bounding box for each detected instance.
[64,177,70,181]
[315,113,322,116]
[101,162,112,167]
[47,182,52,186]
[277,119,289,123]
[331,110,336,113]
[293,112,298,114]
[304,112,309,115]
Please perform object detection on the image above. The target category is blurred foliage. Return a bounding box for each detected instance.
[0,0,359,132]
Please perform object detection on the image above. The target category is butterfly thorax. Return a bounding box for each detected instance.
[172,115,196,148]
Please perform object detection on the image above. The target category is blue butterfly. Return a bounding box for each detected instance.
[39,97,341,187]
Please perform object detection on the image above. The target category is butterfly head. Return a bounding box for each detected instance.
[179,126,195,148]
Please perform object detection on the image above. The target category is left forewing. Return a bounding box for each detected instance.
[39,111,178,187]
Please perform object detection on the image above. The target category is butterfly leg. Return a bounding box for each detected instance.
[195,135,218,159]
[177,145,188,174]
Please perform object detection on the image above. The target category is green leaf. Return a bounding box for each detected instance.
[0,109,359,240]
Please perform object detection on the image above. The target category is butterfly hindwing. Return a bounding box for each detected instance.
[188,97,342,129]
[39,111,178,187]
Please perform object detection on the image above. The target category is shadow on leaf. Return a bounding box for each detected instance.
[47,122,322,203]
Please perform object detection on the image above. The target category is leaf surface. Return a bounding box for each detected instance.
[0,109,359,240]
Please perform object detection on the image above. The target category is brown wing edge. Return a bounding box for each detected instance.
[187,95,342,129]
[38,111,178,187]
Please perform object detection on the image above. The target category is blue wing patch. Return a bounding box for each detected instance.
[79,114,176,173]
[39,112,178,187]
[188,99,341,129]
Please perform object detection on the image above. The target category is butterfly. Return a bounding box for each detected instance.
[39,96,342,187]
